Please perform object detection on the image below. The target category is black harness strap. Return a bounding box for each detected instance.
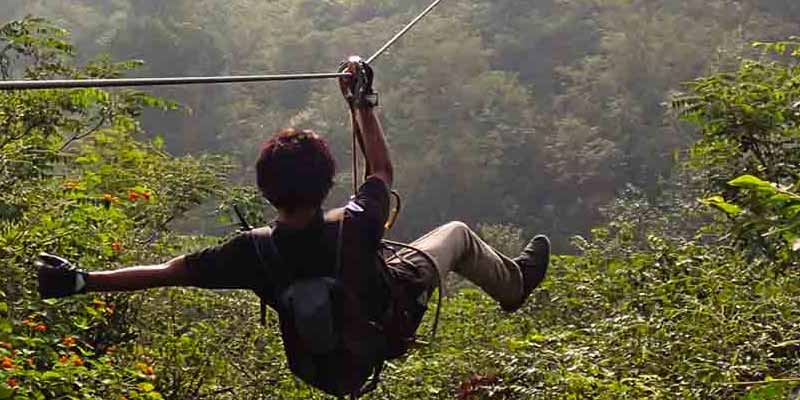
[247,227,277,326]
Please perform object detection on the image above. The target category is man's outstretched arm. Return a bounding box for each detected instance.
[84,256,193,293]
[37,253,196,298]
[38,232,262,299]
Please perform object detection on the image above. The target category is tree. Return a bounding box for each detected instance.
[0,17,238,398]
[674,39,800,264]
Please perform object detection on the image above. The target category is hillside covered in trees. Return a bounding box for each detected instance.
[3,0,799,248]
[1,0,800,399]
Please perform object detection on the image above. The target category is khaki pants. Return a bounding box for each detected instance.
[387,221,523,308]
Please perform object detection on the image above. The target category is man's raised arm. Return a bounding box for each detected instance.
[353,107,393,188]
[339,61,394,188]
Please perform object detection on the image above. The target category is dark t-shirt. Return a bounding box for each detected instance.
[184,177,434,318]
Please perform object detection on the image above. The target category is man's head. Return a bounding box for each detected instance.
[256,128,336,213]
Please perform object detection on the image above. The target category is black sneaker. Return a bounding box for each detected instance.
[502,235,550,312]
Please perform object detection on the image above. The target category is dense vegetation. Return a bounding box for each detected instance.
[1,1,799,399]
[3,0,799,249]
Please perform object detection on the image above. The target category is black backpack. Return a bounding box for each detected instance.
[249,213,390,399]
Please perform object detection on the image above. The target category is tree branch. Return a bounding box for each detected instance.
[58,114,108,151]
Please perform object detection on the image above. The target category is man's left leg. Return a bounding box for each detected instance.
[386,221,549,311]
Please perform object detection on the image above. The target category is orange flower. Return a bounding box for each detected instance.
[72,357,84,367]
[128,191,140,201]
[6,377,17,388]
[141,191,151,201]
[62,336,77,347]
[33,324,47,332]
[135,362,152,374]
[111,241,122,253]
[101,194,119,208]
[59,354,69,364]
[1,357,13,369]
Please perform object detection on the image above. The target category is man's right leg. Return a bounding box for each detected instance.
[389,221,526,310]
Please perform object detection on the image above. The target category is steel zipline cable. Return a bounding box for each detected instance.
[0,73,350,90]
[365,0,444,65]
[0,0,445,91]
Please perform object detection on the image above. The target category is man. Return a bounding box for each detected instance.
[37,60,550,396]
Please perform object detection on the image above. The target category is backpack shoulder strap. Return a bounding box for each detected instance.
[247,226,286,326]
[333,213,345,277]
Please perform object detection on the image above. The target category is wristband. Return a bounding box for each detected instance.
[75,273,87,293]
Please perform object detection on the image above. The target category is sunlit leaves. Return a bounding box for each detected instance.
[701,196,742,216]
[752,40,800,58]
[728,175,776,193]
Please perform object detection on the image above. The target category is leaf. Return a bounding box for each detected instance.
[701,196,743,216]
[138,382,155,392]
[766,193,794,205]
[786,205,800,218]
[0,319,11,334]
[0,385,13,400]
[42,371,61,380]
[728,175,775,192]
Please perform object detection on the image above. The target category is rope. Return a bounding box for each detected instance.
[0,72,349,91]
[352,126,360,195]
[365,0,446,65]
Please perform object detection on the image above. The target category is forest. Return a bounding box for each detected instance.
[1,0,800,398]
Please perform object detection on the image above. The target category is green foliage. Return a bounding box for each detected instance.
[2,6,800,400]
[3,0,797,248]
[464,232,800,399]
[673,41,800,190]
[675,40,800,264]
[0,294,162,400]
[0,17,235,399]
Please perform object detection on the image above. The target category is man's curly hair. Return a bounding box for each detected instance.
[256,129,336,212]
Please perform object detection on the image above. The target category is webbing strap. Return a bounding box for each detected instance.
[248,228,276,326]
[382,240,444,340]
[334,216,346,276]
[355,361,385,398]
